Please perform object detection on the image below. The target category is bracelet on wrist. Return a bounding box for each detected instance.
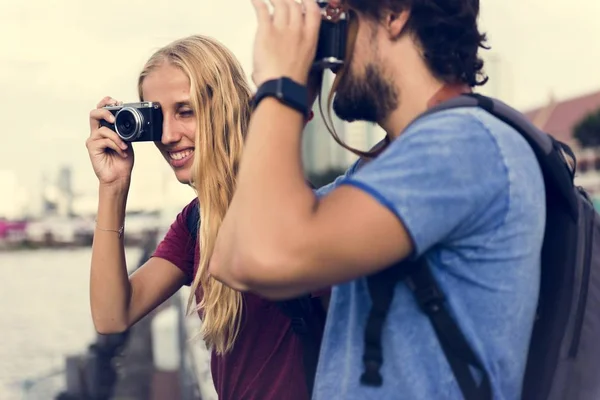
[94,219,124,239]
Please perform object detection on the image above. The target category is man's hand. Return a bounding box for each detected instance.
[250,0,322,87]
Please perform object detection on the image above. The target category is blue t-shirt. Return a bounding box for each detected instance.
[313,107,546,400]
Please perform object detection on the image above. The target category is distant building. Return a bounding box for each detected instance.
[523,89,600,199]
[524,90,600,145]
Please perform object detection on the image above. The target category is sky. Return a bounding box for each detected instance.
[0,0,599,215]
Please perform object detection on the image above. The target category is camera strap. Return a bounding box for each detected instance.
[427,84,472,108]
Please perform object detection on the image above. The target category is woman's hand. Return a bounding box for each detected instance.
[250,0,323,88]
[86,96,134,191]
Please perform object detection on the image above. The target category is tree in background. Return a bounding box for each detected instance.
[574,108,600,149]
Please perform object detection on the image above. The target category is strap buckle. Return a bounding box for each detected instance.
[360,359,383,386]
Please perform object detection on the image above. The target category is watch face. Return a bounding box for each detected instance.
[280,78,309,114]
[255,78,309,117]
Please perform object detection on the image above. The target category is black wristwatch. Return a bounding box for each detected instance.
[252,77,309,117]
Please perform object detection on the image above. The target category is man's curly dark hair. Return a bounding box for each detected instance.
[345,0,489,87]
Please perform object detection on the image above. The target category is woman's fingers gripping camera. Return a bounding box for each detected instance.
[89,96,121,131]
[92,127,129,159]
[87,96,129,158]
[86,96,134,186]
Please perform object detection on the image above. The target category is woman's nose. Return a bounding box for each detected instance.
[161,117,182,145]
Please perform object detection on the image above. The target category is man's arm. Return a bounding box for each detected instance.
[209,99,412,299]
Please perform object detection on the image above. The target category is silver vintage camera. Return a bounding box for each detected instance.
[313,0,349,72]
[99,102,163,142]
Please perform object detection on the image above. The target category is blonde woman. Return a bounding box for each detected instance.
[86,35,326,400]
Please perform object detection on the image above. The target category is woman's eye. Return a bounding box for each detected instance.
[179,109,194,117]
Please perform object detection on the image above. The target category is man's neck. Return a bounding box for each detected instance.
[379,73,470,139]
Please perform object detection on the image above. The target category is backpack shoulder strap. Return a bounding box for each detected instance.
[277,296,325,396]
[406,259,492,400]
[361,261,409,386]
[465,94,577,215]
[186,200,200,242]
[362,259,492,400]
[416,93,578,219]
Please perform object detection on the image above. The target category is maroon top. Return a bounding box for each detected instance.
[153,198,323,400]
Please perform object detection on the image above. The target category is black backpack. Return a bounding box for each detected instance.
[359,93,600,400]
[186,200,326,397]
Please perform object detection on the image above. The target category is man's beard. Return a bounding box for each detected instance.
[332,63,398,123]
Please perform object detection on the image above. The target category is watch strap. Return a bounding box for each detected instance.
[252,77,310,118]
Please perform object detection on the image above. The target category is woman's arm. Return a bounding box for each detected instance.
[89,184,188,334]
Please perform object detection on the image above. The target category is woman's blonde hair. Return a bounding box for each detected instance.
[137,35,252,354]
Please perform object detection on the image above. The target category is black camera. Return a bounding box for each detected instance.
[99,102,163,142]
[313,0,349,72]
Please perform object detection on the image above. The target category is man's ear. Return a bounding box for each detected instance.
[384,9,410,40]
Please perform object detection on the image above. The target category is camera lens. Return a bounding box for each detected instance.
[114,108,143,141]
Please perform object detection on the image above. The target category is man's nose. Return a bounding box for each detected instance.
[161,117,181,145]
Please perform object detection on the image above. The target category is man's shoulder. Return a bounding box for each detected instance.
[421,107,545,195]
[407,106,534,154]
[361,107,514,183]
[405,106,518,143]
[380,106,537,179]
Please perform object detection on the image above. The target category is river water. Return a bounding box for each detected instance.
[0,247,143,400]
